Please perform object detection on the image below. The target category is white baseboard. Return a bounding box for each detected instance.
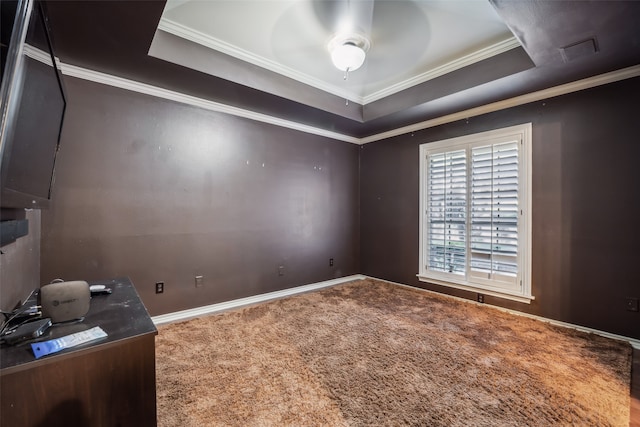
[151,274,366,325]
[152,273,639,350]
[367,275,640,350]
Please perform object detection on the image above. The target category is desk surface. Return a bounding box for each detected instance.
[0,277,157,374]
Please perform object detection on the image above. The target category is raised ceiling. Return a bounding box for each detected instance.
[154,0,519,105]
[44,1,640,139]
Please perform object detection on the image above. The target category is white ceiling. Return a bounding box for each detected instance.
[155,0,519,104]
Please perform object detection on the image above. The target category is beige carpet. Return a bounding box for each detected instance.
[156,279,632,426]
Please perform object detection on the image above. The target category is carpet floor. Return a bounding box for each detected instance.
[155,279,632,426]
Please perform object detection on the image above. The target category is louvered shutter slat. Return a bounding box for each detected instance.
[470,141,519,279]
[427,150,466,275]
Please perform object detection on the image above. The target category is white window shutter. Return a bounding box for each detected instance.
[419,123,531,303]
[470,141,519,285]
[426,150,466,275]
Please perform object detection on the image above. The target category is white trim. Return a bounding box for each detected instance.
[359,65,640,144]
[59,63,361,144]
[418,123,533,303]
[363,38,520,104]
[157,19,363,104]
[158,18,520,106]
[151,274,366,325]
[59,62,640,146]
[22,44,64,70]
[151,272,640,349]
[416,275,534,304]
[368,275,640,349]
[22,44,53,66]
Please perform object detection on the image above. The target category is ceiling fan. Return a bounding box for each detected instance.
[270,0,430,88]
[317,0,374,77]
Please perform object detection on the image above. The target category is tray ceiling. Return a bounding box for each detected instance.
[153,0,519,105]
[44,1,640,138]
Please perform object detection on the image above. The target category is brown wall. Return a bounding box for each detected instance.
[360,77,640,340]
[28,74,640,339]
[40,77,360,316]
[0,209,40,312]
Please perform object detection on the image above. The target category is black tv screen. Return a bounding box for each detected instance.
[0,0,66,209]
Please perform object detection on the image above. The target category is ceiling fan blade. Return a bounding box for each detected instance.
[347,0,375,37]
[310,0,375,37]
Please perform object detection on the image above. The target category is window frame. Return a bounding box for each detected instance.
[418,123,533,303]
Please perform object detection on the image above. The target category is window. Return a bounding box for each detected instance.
[418,123,533,303]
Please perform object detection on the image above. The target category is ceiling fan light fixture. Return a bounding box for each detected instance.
[331,42,366,71]
[328,34,370,72]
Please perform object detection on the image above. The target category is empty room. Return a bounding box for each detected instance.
[0,0,638,426]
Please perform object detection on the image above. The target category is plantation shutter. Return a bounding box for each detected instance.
[470,141,519,286]
[426,150,466,275]
[419,123,531,301]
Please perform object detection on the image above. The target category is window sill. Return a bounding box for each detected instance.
[416,274,535,304]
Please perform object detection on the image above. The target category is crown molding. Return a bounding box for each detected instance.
[362,37,521,104]
[23,44,53,66]
[359,64,640,144]
[59,61,640,146]
[158,18,364,104]
[59,63,360,144]
[158,19,520,106]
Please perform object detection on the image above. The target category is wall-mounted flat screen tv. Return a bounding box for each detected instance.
[0,0,66,209]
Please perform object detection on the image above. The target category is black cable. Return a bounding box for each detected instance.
[1,317,36,337]
[0,312,25,335]
[0,287,43,335]
[0,306,41,336]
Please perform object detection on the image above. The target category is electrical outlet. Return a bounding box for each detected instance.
[195,275,203,288]
[477,293,484,303]
[278,265,284,276]
[329,258,334,267]
[626,297,639,312]
[155,281,164,294]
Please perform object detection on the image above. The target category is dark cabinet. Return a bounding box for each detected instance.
[1,278,157,427]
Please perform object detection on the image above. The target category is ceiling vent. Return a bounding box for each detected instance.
[560,37,599,63]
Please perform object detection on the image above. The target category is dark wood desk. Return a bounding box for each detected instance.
[0,278,157,427]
